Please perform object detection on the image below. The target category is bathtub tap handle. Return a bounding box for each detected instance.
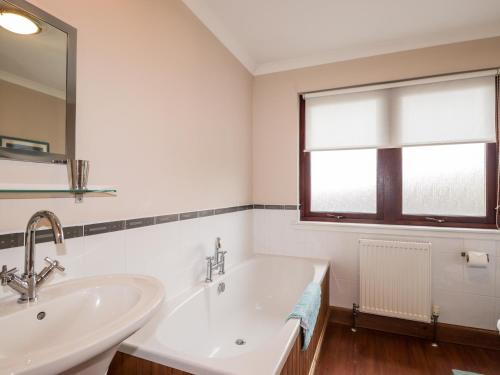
[214,237,223,263]
[218,251,227,275]
[206,256,215,283]
[206,237,228,282]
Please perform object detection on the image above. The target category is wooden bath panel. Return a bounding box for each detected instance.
[109,352,190,375]
[279,269,329,375]
[108,267,330,375]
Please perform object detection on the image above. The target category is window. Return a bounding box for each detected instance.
[300,71,499,228]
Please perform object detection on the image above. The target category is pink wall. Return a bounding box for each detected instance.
[3,2,500,233]
[0,0,253,232]
[252,37,500,204]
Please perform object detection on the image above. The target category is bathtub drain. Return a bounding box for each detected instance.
[235,339,246,346]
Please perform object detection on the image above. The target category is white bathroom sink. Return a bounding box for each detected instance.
[0,274,164,375]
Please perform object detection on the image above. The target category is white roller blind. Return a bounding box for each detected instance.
[304,71,497,151]
[305,90,389,151]
[392,76,496,146]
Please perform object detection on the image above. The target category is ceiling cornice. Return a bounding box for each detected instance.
[254,34,500,76]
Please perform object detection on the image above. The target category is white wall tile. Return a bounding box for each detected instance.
[322,231,359,280]
[0,211,253,304]
[123,211,253,299]
[256,209,500,330]
[430,237,464,253]
[433,288,496,330]
[208,211,253,267]
[462,239,496,296]
[252,209,267,251]
[330,276,358,308]
[432,251,463,293]
[265,210,291,253]
[495,241,500,257]
[463,255,496,296]
[82,231,126,276]
[124,223,176,289]
[463,239,496,256]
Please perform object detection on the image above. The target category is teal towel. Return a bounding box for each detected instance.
[452,371,483,375]
[287,282,321,351]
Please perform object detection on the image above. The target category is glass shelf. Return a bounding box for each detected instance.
[0,185,117,202]
[0,188,116,194]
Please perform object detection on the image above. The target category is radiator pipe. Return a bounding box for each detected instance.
[431,312,439,347]
[352,303,360,333]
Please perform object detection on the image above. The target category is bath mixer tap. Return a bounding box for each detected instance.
[205,237,227,282]
[0,210,65,303]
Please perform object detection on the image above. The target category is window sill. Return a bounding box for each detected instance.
[294,218,500,240]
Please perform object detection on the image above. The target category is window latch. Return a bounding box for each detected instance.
[326,214,345,220]
[425,217,446,223]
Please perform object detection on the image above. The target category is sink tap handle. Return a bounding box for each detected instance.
[44,257,65,272]
[1,265,17,285]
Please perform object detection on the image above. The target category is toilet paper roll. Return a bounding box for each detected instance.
[466,251,489,267]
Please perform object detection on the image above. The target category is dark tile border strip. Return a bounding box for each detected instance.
[253,204,299,210]
[0,233,24,250]
[35,226,84,244]
[155,214,179,224]
[198,209,215,217]
[64,226,84,240]
[180,211,198,221]
[84,221,125,236]
[125,217,155,230]
[0,204,298,250]
[265,204,284,209]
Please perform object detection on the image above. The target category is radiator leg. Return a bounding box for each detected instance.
[351,303,359,333]
[431,312,439,347]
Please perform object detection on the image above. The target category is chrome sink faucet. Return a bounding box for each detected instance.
[205,237,227,283]
[1,210,65,303]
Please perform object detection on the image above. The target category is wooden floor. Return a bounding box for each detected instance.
[316,323,500,375]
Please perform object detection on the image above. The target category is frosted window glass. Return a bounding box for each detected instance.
[310,149,377,213]
[402,143,486,216]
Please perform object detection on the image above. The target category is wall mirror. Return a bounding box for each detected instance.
[0,0,76,163]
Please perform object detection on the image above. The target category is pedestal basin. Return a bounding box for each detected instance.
[0,274,164,375]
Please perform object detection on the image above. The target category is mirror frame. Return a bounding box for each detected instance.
[0,0,76,163]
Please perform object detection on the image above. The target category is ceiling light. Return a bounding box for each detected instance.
[0,11,40,35]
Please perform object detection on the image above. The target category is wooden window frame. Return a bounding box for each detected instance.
[299,96,498,229]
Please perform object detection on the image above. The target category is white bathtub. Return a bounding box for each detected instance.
[121,254,329,375]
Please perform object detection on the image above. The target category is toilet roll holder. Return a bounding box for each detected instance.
[460,252,489,263]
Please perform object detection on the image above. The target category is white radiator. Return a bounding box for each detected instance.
[359,239,432,323]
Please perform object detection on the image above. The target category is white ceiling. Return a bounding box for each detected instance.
[182,0,500,75]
